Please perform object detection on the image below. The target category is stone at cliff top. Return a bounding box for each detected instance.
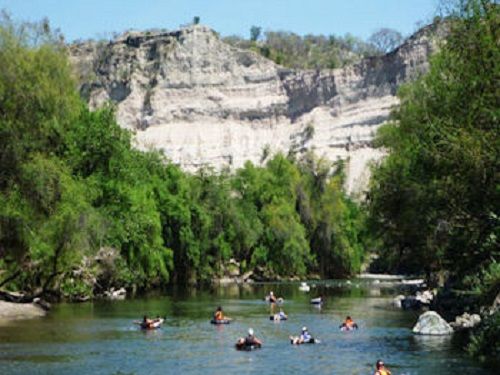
[413,311,454,335]
[70,22,447,196]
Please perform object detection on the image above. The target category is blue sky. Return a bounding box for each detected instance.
[0,0,439,42]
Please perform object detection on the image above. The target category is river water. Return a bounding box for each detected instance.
[0,281,494,374]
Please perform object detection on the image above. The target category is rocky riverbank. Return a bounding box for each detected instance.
[0,300,47,321]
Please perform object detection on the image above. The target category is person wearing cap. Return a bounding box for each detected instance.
[245,328,262,346]
[300,326,312,343]
[373,359,391,375]
[236,328,263,349]
[290,326,313,344]
[267,291,277,303]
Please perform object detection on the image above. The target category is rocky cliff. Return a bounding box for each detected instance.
[70,23,445,195]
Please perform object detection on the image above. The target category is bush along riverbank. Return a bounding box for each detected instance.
[0,14,367,304]
[366,0,499,365]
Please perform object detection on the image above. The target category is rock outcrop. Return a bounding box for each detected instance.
[70,22,446,195]
[0,301,47,320]
[393,289,435,309]
[450,312,481,331]
[413,311,454,335]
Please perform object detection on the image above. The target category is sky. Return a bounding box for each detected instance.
[0,0,440,42]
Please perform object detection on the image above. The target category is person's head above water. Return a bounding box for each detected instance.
[217,306,222,311]
[270,291,274,295]
[376,360,384,369]
[248,328,254,336]
[302,326,307,332]
[346,316,352,320]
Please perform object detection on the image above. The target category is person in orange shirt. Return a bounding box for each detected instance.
[340,315,358,330]
[214,306,225,321]
[373,359,391,375]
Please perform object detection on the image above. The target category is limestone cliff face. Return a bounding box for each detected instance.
[70,23,445,195]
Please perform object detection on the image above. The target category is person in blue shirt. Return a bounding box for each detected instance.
[290,326,314,344]
[271,309,288,321]
[300,327,312,342]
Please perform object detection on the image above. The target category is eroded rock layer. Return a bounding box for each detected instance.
[70,23,445,195]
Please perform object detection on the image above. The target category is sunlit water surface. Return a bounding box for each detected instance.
[0,281,494,374]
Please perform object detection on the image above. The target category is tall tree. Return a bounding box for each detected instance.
[368,28,404,53]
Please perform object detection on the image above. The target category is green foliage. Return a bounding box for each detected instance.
[367,0,499,362]
[224,30,379,69]
[368,28,404,53]
[0,13,368,299]
[463,260,500,307]
[467,311,500,364]
[250,25,261,42]
[368,0,499,277]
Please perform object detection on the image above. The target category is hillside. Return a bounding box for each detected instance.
[70,21,447,195]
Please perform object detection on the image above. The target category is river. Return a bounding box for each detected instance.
[0,281,493,374]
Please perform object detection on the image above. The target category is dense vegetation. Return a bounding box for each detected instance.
[367,0,499,363]
[223,28,385,69]
[0,14,365,300]
[0,0,497,364]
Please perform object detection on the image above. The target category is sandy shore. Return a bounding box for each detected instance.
[0,300,46,320]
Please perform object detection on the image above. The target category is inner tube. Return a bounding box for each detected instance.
[140,318,164,330]
[290,338,317,345]
[211,319,231,325]
[340,323,358,331]
[269,315,287,321]
[235,342,261,351]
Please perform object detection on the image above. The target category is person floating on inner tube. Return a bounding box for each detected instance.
[214,306,227,321]
[236,328,262,349]
[140,315,160,329]
[290,326,314,344]
[340,315,359,330]
[272,309,288,321]
[373,359,391,375]
[267,291,277,303]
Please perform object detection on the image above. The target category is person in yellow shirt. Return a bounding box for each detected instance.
[373,360,391,375]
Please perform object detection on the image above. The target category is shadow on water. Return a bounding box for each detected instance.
[0,281,494,375]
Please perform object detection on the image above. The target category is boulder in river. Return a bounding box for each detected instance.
[413,311,453,335]
[450,312,481,331]
[394,290,435,310]
[103,287,126,300]
[393,295,405,308]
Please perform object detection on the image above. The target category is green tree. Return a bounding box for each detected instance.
[250,25,261,42]
[368,28,404,53]
[368,0,499,282]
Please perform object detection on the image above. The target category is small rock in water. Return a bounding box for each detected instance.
[450,312,481,331]
[33,298,51,311]
[415,290,434,305]
[393,295,405,308]
[104,287,127,300]
[413,311,453,335]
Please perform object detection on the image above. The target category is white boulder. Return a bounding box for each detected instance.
[413,311,453,335]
